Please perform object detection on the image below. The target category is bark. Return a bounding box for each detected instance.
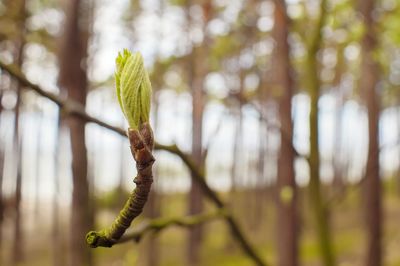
[0,77,4,251]
[117,132,126,201]
[229,71,244,224]
[58,0,92,264]
[86,124,155,248]
[359,1,382,265]
[254,114,266,228]
[143,96,161,266]
[332,46,345,189]
[398,105,400,195]
[230,98,242,196]
[188,44,206,266]
[142,190,160,266]
[332,99,344,188]
[34,108,43,221]
[12,133,23,266]
[12,0,26,264]
[119,210,225,244]
[273,1,298,266]
[52,112,64,266]
[187,2,212,265]
[226,73,244,250]
[306,1,335,265]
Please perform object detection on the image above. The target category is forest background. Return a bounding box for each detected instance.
[0,0,400,265]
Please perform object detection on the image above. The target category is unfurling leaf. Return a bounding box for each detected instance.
[115,49,152,129]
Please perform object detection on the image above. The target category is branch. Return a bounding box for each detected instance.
[201,113,224,161]
[118,209,227,244]
[0,60,267,266]
[86,123,155,248]
[0,60,127,136]
[235,95,307,159]
[251,100,306,158]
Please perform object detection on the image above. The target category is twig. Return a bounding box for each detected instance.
[118,209,227,244]
[86,123,155,248]
[201,112,225,161]
[0,60,126,135]
[246,98,306,159]
[0,60,267,266]
[226,91,306,159]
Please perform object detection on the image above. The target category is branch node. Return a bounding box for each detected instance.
[86,123,155,248]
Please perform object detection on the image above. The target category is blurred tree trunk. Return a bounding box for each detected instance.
[142,96,161,266]
[359,0,382,265]
[186,2,212,265]
[117,123,126,202]
[332,97,344,189]
[188,42,206,266]
[230,91,243,198]
[230,70,244,208]
[12,128,23,266]
[52,111,64,266]
[398,104,400,195]
[332,46,345,190]
[0,80,4,251]
[272,1,298,266]
[226,71,244,249]
[143,186,160,266]
[254,112,266,229]
[305,1,335,265]
[142,10,164,265]
[12,0,26,264]
[34,107,43,221]
[58,0,92,265]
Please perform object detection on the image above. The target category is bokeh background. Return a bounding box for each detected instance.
[0,0,400,265]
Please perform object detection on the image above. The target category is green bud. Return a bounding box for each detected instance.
[115,49,152,129]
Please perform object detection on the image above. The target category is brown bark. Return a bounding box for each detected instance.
[52,113,64,266]
[0,74,5,253]
[225,72,244,250]
[332,47,345,189]
[12,132,23,265]
[58,0,92,265]
[142,190,160,266]
[230,98,242,195]
[143,97,161,266]
[273,1,298,266]
[397,105,400,195]
[254,114,266,228]
[359,1,382,265]
[34,109,43,221]
[187,2,212,265]
[304,1,336,265]
[188,44,206,266]
[229,71,244,227]
[12,0,26,264]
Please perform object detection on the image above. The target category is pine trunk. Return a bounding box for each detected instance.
[306,1,335,265]
[143,97,160,266]
[12,0,26,263]
[273,1,298,265]
[0,86,3,251]
[187,2,212,265]
[58,0,92,265]
[359,0,382,265]
[52,112,64,266]
[188,45,205,265]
